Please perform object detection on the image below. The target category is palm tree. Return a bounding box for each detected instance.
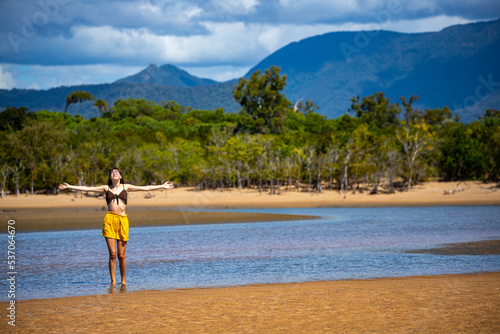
[64,91,95,113]
[94,99,109,116]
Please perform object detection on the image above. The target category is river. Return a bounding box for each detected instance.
[1,206,499,300]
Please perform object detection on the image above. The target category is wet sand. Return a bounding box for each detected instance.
[0,206,317,232]
[4,272,499,333]
[406,240,500,255]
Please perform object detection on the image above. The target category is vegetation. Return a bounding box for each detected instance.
[65,91,95,113]
[0,68,498,197]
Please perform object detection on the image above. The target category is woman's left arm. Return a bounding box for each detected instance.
[126,181,174,192]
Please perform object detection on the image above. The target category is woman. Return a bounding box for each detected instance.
[59,167,174,285]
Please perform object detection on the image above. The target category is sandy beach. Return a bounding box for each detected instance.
[0,181,500,210]
[1,181,499,332]
[0,180,497,233]
[1,181,499,232]
[2,181,500,212]
[3,272,499,333]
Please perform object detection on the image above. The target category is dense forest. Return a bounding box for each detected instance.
[1,67,499,197]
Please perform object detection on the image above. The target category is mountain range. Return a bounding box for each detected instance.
[247,18,500,122]
[1,18,499,122]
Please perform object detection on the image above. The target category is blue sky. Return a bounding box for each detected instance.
[0,0,499,90]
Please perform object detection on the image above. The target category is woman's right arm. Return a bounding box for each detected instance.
[59,183,107,193]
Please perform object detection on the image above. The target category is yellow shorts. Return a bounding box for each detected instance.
[102,212,129,241]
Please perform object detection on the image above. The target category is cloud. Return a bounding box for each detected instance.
[0,0,498,89]
[382,15,473,33]
[2,1,498,38]
[181,64,251,82]
[425,0,500,19]
[2,19,343,67]
[274,0,500,24]
[1,64,142,89]
[210,0,259,16]
[0,0,500,65]
[0,14,485,89]
[0,65,16,89]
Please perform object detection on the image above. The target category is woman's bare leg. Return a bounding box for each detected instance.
[117,240,128,284]
[105,237,117,284]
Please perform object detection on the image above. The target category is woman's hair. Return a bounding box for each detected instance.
[108,167,125,187]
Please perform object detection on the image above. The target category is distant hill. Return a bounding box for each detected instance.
[114,64,217,87]
[247,18,500,122]
[0,19,499,121]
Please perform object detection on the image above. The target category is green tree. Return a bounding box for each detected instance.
[349,92,401,131]
[0,106,34,131]
[3,95,499,194]
[294,99,319,115]
[438,112,497,181]
[400,95,423,123]
[423,106,453,126]
[233,66,291,134]
[224,135,253,191]
[94,99,109,116]
[0,163,9,198]
[65,91,95,113]
[479,108,500,120]
[396,119,433,190]
[7,119,67,193]
[480,111,500,180]
[349,124,377,193]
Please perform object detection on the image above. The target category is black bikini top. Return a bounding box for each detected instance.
[106,186,127,205]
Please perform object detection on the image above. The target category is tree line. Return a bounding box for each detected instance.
[0,66,499,197]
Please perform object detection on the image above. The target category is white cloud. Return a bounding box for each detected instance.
[83,1,202,27]
[4,62,250,89]
[69,25,160,59]
[287,15,475,34]
[181,65,251,82]
[279,0,360,12]
[0,65,16,89]
[277,0,387,22]
[1,0,497,89]
[211,0,259,15]
[2,64,143,90]
[378,15,474,33]
[0,13,484,90]
[405,0,440,13]
[44,21,351,66]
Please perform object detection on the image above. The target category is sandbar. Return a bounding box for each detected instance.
[4,272,499,333]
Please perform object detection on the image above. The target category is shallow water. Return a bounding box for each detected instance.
[1,206,499,300]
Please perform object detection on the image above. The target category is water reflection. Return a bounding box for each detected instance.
[108,284,128,295]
